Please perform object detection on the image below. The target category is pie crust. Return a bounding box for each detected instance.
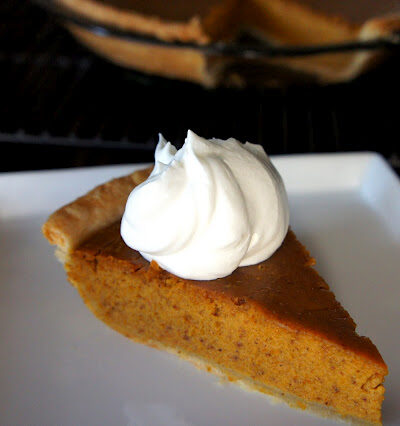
[53,0,400,85]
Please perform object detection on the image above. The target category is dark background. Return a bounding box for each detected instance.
[1,0,399,174]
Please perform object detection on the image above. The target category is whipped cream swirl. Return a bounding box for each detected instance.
[121,130,289,280]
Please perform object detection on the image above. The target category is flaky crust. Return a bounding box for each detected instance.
[42,166,152,253]
[55,0,225,43]
[54,0,400,84]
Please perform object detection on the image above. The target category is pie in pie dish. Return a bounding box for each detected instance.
[42,166,388,425]
[53,0,400,85]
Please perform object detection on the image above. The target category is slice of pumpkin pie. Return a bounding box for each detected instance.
[42,132,388,424]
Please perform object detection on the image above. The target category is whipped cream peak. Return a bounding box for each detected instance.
[121,130,289,280]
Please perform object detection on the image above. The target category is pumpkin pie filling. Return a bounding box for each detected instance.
[64,221,387,424]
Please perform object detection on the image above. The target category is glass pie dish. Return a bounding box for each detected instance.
[34,0,400,87]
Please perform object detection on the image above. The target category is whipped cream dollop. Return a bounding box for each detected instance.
[121,130,289,280]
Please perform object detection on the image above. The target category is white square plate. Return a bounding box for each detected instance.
[0,153,399,425]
